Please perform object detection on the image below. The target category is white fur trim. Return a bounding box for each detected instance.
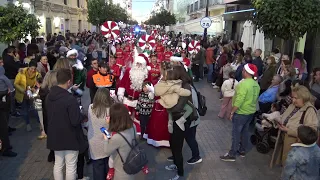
[147,66,151,71]
[143,134,170,147]
[183,65,188,71]
[170,56,183,62]
[244,64,255,75]
[72,59,84,70]
[66,49,78,57]
[117,87,125,96]
[148,92,154,100]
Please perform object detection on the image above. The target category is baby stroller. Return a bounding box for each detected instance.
[250,119,278,154]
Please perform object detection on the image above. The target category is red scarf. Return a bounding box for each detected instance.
[42,63,48,72]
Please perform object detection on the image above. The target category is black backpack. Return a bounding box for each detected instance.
[191,85,207,116]
[117,128,148,175]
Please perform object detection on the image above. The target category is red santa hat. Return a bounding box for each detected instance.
[170,56,183,62]
[135,54,150,71]
[244,63,258,78]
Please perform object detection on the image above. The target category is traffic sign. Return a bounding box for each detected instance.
[200,17,212,29]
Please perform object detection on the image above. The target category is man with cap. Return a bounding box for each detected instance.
[220,63,260,162]
[66,49,86,95]
[117,53,152,134]
[92,62,115,97]
[148,52,161,85]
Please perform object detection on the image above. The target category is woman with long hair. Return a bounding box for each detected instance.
[293,52,308,81]
[88,88,113,180]
[103,103,135,180]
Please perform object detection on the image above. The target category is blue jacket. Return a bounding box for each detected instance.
[282,143,320,180]
[258,85,279,103]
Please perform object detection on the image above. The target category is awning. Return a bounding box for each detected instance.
[223,8,255,21]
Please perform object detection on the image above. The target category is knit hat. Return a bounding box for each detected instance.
[244,63,258,78]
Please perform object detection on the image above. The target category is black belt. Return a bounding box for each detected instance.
[124,94,138,101]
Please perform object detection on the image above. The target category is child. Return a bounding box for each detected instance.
[218,71,238,119]
[259,103,281,130]
[154,69,191,109]
[106,108,149,180]
[281,125,320,180]
[136,81,155,139]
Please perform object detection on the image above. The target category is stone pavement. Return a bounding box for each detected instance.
[0,80,282,180]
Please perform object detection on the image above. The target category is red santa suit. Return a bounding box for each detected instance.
[163,51,173,62]
[148,63,161,85]
[115,48,125,67]
[183,57,191,67]
[117,55,151,135]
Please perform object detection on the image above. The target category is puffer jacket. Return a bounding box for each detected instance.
[154,80,191,109]
[14,68,41,103]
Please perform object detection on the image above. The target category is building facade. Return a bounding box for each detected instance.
[171,0,225,35]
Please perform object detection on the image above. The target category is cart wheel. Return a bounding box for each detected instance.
[256,142,270,154]
[250,135,258,145]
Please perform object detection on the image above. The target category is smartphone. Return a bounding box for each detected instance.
[100,127,111,139]
[76,82,83,86]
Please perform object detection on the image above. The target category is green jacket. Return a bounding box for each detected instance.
[232,78,260,115]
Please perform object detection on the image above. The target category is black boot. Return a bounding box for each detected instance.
[47,150,55,162]
[2,150,17,157]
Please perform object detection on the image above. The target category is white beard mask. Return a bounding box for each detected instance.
[129,65,148,91]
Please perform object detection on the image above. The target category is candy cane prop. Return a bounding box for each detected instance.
[138,34,156,50]
[101,21,120,39]
[188,40,201,54]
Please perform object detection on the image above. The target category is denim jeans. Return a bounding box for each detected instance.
[207,63,214,82]
[185,125,200,158]
[92,157,109,180]
[21,99,39,125]
[229,113,254,157]
[139,114,150,136]
[54,150,79,180]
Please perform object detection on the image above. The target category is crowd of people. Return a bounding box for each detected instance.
[0,29,319,180]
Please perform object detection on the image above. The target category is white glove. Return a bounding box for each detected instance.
[146,84,154,94]
[118,95,124,102]
[176,117,187,131]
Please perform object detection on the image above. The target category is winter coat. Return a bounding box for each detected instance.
[259,64,277,90]
[0,66,13,92]
[272,102,318,166]
[37,62,50,78]
[14,67,41,103]
[221,78,239,97]
[46,86,88,153]
[154,80,191,109]
[205,47,215,64]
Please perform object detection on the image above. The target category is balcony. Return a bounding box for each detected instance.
[187,0,225,15]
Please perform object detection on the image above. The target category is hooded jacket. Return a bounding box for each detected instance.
[46,85,87,152]
[0,66,13,92]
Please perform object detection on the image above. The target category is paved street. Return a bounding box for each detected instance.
[0,80,281,180]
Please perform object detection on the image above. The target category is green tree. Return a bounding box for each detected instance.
[0,4,40,44]
[252,0,320,40]
[87,0,128,27]
[146,10,176,27]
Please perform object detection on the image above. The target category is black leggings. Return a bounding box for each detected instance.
[169,122,185,176]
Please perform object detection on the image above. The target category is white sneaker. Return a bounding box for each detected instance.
[165,164,177,171]
[211,82,216,86]
[26,124,32,132]
[78,177,90,180]
[212,85,219,89]
[169,174,180,180]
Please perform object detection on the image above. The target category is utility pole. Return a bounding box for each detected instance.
[203,0,209,44]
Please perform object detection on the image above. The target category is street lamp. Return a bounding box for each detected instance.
[203,0,209,43]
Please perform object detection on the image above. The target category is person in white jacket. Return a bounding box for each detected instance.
[218,71,239,119]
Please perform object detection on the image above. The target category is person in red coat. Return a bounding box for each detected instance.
[155,40,164,62]
[108,55,121,81]
[86,58,98,102]
[181,50,191,68]
[115,42,124,67]
[148,52,161,85]
[117,54,152,135]
[163,46,173,62]
[123,39,132,67]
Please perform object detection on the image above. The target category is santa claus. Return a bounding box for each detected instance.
[117,52,154,134]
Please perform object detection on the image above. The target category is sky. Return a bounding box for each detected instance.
[132,0,156,22]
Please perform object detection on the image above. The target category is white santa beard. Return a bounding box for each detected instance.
[129,66,148,91]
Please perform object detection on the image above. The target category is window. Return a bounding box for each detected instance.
[190,4,194,12]
[200,0,204,9]
[78,20,82,32]
[194,1,199,11]
[64,0,67,5]
[77,0,80,7]
[187,5,190,14]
